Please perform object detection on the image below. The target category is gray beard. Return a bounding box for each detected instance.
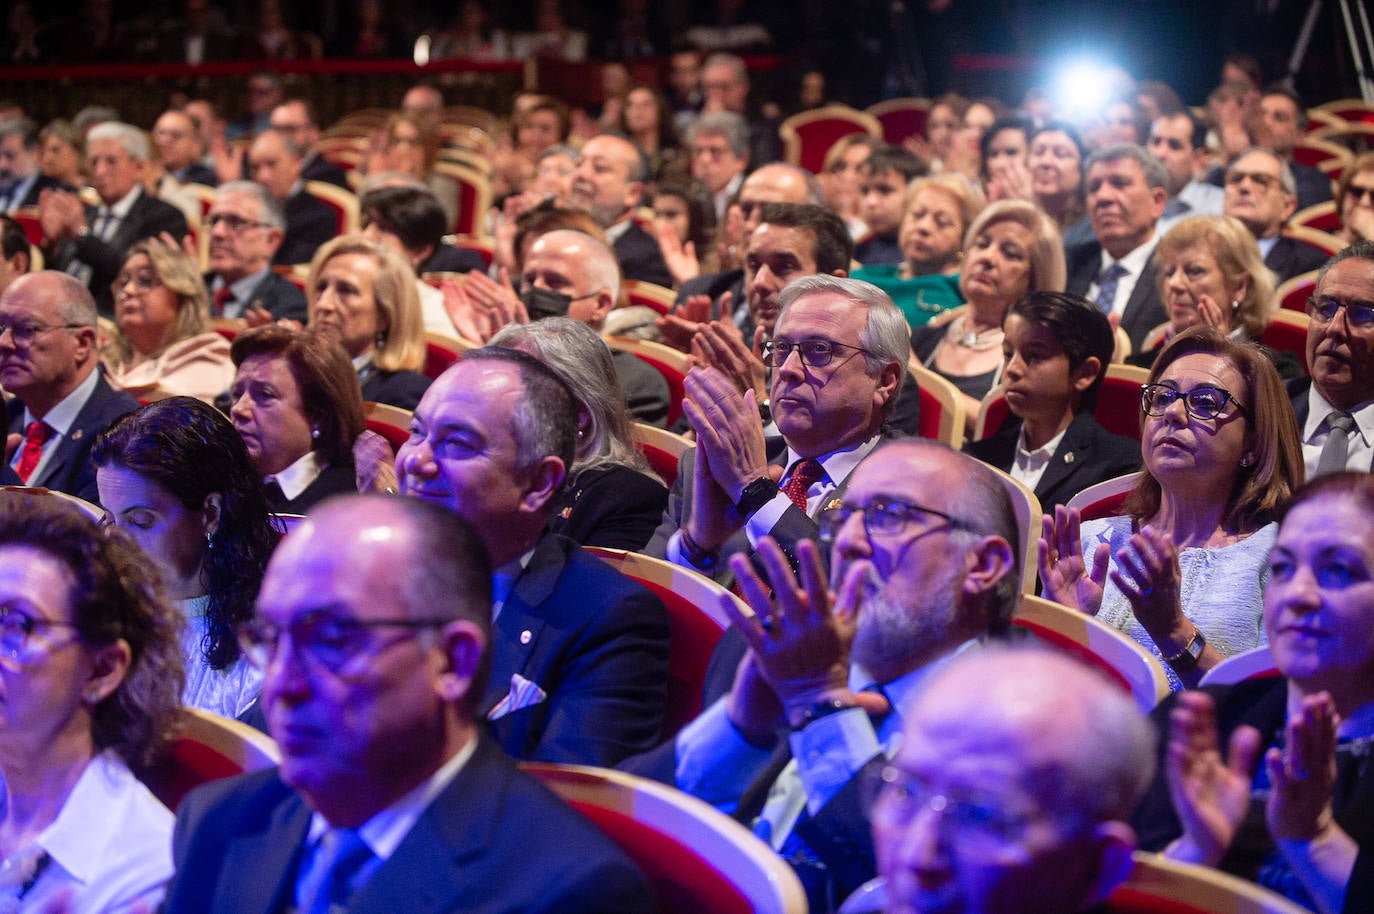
[850,565,962,675]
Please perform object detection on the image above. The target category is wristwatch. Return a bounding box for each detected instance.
[790,699,858,731]
[735,477,780,518]
[1163,625,1206,670]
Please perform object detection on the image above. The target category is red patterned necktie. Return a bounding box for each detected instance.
[781,459,825,512]
[212,286,234,317]
[16,420,50,483]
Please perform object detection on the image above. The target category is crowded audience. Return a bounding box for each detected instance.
[4,18,1374,914]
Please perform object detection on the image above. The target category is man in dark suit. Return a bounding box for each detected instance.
[164,495,655,914]
[1223,147,1328,284]
[40,122,189,315]
[0,116,60,211]
[0,271,138,504]
[1259,85,1333,211]
[152,109,218,188]
[204,181,307,322]
[644,273,908,586]
[397,348,670,766]
[634,438,1020,911]
[1286,242,1374,480]
[271,99,350,191]
[569,132,674,287]
[1065,144,1169,352]
[248,128,337,267]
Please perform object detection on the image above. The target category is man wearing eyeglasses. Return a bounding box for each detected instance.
[631,438,1020,912]
[1222,147,1327,284]
[869,647,1153,914]
[202,181,307,323]
[1288,242,1374,479]
[0,271,139,502]
[165,495,656,914]
[646,273,908,586]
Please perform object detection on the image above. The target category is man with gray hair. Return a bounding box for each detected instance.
[203,180,306,322]
[39,121,189,314]
[0,271,139,501]
[631,437,1021,912]
[696,52,783,167]
[1065,143,1169,351]
[0,116,57,211]
[569,132,674,287]
[870,646,1154,914]
[690,111,750,221]
[248,127,336,266]
[518,228,669,426]
[647,273,908,582]
[1224,147,1328,283]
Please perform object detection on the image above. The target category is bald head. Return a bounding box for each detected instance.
[740,163,824,232]
[0,271,100,415]
[522,229,621,329]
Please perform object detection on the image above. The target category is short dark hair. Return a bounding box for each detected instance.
[360,185,448,255]
[1316,239,1374,291]
[0,214,28,261]
[979,114,1036,174]
[92,397,278,672]
[230,326,366,467]
[464,347,578,486]
[1029,120,1087,163]
[858,145,928,183]
[758,202,853,275]
[0,492,183,768]
[1007,292,1113,410]
[1261,83,1308,130]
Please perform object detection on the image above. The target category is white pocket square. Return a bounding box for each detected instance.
[487,673,548,720]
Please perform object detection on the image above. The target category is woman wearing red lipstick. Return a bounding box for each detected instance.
[965,291,1140,510]
[1039,328,1304,689]
[1131,471,1374,914]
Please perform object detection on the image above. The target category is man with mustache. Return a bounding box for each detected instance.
[568,132,673,287]
[1288,241,1374,479]
[635,437,1019,913]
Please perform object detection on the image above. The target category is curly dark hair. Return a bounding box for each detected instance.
[92,397,278,671]
[0,492,184,768]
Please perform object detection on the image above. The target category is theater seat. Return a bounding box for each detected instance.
[140,707,281,812]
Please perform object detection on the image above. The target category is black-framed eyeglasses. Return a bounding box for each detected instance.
[0,603,82,663]
[0,319,88,345]
[207,213,272,233]
[762,338,874,369]
[818,498,965,541]
[1307,295,1374,329]
[236,611,452,674]
[864,765,1049,848]
[1346,184,1374,205]
[112,270,162,294]
[1141,383,1248,421]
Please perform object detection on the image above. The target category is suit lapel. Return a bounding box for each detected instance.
[218,790,311,914]
[480,537,567,718]
[28,376,106,490]
[1033,412,1094,504]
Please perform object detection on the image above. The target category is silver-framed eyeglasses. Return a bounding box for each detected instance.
[237,611,452,674]
[1141,383,1247,421]
[761,338,875,369]
[866,765,1055,850]
[818,498,965,541]
[207,213,272,233]
[1307,295,1374,328]
[0,602,82,662]
[0,319,87,345]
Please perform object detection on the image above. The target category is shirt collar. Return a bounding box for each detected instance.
[783,434,883,496]
[24,365,99,435]
[1098,236,1157,276]
[849,638,981,728]
[268,449,325,502]
[220,266,273,302]
[306,735,479,861]
[100,184,143,219]
[1015,424,1068,464]
[1304,385,1374,445]
[38,753,148,884]
[603,218,632,244]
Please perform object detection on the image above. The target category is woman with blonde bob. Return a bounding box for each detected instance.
[306,234,431,409]
[910,198,1066,423]
[1136,215,1289,374]
[853,172,984,329]
[103,240,235,403]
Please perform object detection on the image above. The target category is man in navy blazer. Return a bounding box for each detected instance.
[248,128,337,267]
[165,495,655,914]
[398,348,670,767]
[1065,144,1170,352]
[0,271,138,504]
[1223,147,1328,284]
[203,181,308,322]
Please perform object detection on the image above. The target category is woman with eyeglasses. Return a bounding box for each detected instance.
[1040,327,1305,689]
[0,491,183,912]
[93,397,276,719]
[1131,471,1374,913]
[306,235,430,411]
[101,240,235,403]
[1335,153,1374,246]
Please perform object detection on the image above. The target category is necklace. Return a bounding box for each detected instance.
[948,315,1004,351]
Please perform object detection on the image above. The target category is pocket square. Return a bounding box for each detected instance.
[487,673,549,720]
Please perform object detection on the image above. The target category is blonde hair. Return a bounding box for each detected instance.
[1154,215,1276,340]
[307,235,426,372]
[904,173,985,238]
[107,240,210,367]
[963,199,1066,292]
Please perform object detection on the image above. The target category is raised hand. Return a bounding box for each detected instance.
[682,364,770,505]
[690,318,767,401]
[1109,525,1185,639]
[1164,690,1261,867]
[1266,692,1339,842]
[1036,505,1108,614]
[655,218,700,287]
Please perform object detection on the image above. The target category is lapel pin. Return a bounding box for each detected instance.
[1063,451,1074,463]
[824,497,842,511]
[520,630,532,645]
[71,428,83,441]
